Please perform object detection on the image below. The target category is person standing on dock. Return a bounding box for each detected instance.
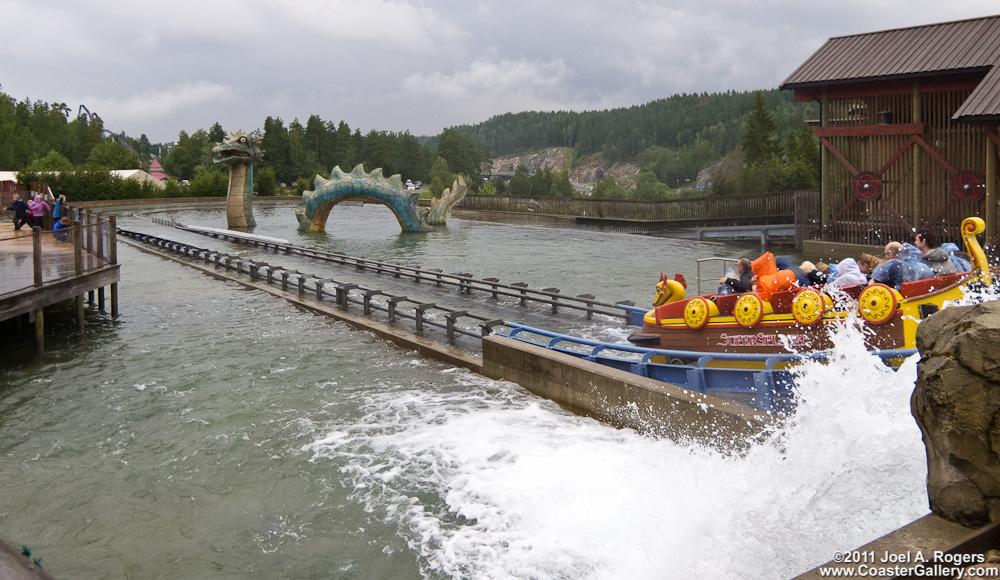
[5,194,28,230]
[26,195,49,229]
[52,194,66,222]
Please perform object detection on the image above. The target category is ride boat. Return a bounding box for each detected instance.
[627,217,995,354]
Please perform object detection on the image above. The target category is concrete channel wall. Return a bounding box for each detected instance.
[481,335,773,446]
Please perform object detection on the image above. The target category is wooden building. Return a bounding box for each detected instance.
[780,14,1000,247]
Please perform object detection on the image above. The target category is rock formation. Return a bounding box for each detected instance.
[490,150,640,185]
[912,301,1000,527]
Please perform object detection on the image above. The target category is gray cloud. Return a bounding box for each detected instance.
[1,0,996,142]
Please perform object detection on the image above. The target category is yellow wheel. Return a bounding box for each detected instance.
[734,293,765,328]
[792,287,826,326]
[858,283,899,324]
[683,297,716,329]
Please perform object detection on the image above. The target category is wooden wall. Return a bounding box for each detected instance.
[820,86,994,246]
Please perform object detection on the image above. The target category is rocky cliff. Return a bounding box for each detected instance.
[913,301,1000,527]
[490,149,640,185]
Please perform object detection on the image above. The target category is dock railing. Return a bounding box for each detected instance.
[0,210,117,298]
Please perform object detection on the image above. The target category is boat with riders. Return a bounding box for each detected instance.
[627,217,995,355]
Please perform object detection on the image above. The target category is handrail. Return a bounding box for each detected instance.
[498,322,917,364]
[495,322,916,413]
[696,257,738,296]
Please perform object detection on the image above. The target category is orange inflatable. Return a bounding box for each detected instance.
[751,252,798,301]
[751,252,777,278]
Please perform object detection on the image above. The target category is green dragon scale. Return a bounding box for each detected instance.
[295,165,467,233]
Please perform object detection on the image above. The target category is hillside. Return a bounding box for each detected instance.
[462,89,818,187]
[490,148,640,183]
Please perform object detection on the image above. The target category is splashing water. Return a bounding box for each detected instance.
[299,313,937,579]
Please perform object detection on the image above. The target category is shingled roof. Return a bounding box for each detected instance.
[780,14,1000,121]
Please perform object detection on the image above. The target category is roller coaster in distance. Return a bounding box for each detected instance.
[78,104,134,153]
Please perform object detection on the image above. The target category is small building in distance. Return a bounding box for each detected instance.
[111,169,166,189]
[148,158,170,183]
[0,171,30,207]
[781,14,1000,247]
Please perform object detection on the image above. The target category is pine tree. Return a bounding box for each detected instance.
[428,157,452,198]
[741,92,779,165]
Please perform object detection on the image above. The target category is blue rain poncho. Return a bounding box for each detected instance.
[940,242,973,273]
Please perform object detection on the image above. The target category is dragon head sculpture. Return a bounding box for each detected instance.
[214,130,263,229]
[213,130,263,166]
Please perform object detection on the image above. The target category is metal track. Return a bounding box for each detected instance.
[119,228,505,344]
[152,217,635,321]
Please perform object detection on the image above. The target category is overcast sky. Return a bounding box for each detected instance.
[2,1,998,144]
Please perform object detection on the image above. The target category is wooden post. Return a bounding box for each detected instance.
[35,307,44,355]
[32,226,42,286]
[820,88,830,240]
[73,220,83,275]
[85,210,95,303]
[74,220,85,334]
[85,209,93,252]
[987,128,997,244]
[95,212,105,259]
[109,215,119,318]
[912,81,922,228]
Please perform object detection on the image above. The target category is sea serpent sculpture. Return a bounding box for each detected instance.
[213,130,263,229]
[295,165,467,233]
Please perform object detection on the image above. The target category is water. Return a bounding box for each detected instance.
[0,205,932,579]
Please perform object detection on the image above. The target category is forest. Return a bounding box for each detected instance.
[0,85,819,201]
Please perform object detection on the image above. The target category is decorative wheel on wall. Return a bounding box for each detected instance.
[791,287,827,326]
[683,297,713,329]
[854,173,882,201]
[857,283,899,324]
[734,293,765,328]
[952,173,985,202]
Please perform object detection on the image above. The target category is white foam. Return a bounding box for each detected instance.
[297,319,936,580]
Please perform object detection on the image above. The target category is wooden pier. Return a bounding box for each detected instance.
[0,210,120,353]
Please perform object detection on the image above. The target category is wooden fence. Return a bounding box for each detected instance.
[794,191,822,248]
[455,192,802,225]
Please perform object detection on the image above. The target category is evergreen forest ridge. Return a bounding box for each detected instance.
[0,86,819,202]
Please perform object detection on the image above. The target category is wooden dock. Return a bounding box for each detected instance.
[0,211,120,353]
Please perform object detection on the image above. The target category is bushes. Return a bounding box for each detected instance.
[17,170,227,201]
[19,171,167,201]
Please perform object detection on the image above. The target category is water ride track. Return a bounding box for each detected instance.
[152,217,635,321]
[118,228,504,343]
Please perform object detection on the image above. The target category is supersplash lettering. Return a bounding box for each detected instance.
[717,332,807,348]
